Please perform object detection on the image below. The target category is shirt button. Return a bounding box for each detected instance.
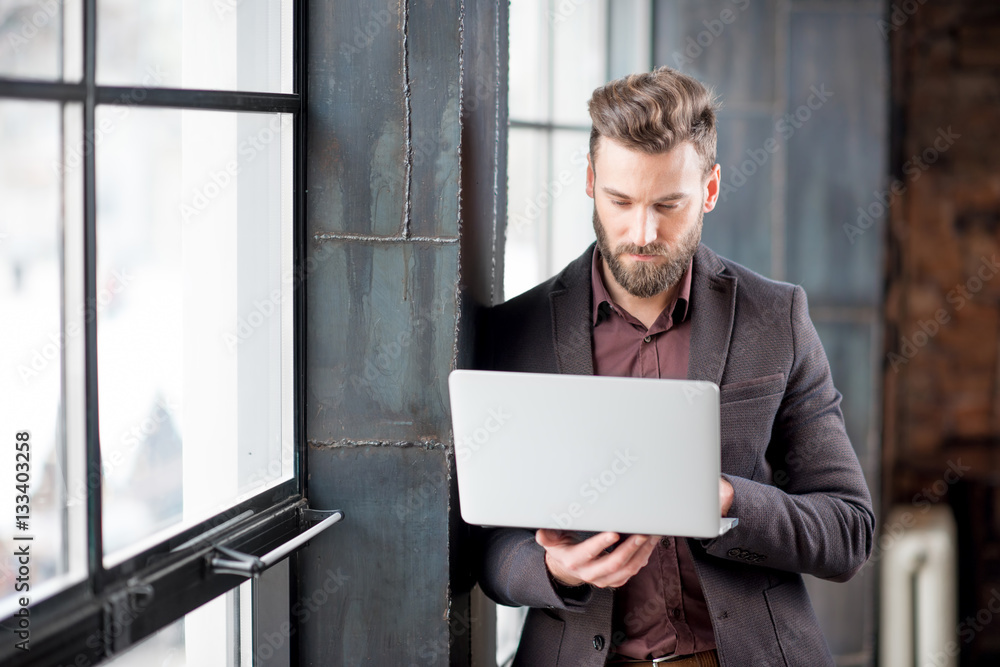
[672,608,682,619]
[593,634,605,651]
[643,335,651,343]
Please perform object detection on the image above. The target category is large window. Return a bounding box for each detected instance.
[505,0,651,300]
[0,2,331,664]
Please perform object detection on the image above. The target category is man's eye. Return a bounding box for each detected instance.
[657,204,677,210]
[611,200,629,207]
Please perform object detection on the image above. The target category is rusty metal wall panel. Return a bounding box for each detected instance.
[299,445,451,664]
[308,0,407,237]
[305,240,459,443]
[299,0,507,665]
[408,0,463,239]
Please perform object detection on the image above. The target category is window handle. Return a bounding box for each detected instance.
[209,508,344,577]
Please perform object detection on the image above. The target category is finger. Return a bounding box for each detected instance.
[549,532,621,581]
[615,535,659,572]
[589,535,659,588]
[575,534,648,583]
[535,529,574,548]
[574,532,620,560]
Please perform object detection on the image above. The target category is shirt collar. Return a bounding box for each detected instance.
[590,246,693,327]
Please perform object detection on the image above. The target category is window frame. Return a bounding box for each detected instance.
[0,0,313,664]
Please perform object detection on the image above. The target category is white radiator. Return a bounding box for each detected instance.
[880,505,958,667]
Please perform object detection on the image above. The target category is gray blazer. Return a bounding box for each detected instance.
[476,243,875,667]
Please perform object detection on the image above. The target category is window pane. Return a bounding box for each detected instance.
[508,0,550,123]
[96,0,293,93]
[0,100,87,613]
[102,581,248,666]
[505,128,549,299]
[550,130,594,272]
[0,0,83,81]
[551,0,607,125]
[96,106,294,564]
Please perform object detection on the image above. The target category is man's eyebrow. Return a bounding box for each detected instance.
[601,186,688,202]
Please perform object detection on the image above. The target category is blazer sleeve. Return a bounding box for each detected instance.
[478,526,596,610]
[701,285,875,582]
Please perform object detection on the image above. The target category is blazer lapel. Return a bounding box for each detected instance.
[687,244,736,385]
[550,244,596,375]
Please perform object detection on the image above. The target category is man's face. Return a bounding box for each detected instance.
[586,138,721,299]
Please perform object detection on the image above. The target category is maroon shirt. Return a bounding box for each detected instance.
[590,248,717,659]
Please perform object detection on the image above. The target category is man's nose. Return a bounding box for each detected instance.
[628,207,658,247]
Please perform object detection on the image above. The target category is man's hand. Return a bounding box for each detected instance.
[535,529,659,589]
[720,476,734,517]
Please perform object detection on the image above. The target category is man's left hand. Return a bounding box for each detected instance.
[720,477,734,517]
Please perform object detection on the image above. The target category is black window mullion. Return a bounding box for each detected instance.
[94,86,299,113]
[82,0,105,604]
[0,79,85,101]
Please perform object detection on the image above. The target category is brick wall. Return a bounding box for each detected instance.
[884,1,1000,662]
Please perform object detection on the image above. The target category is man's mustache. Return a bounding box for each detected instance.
[615,242,670,257]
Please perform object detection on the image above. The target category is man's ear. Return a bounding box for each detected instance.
[586,153,596,199]
[703,163,721,212]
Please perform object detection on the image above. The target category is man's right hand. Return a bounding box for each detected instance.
[535,529,659,589]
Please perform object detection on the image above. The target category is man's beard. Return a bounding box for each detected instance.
[593,205,703,299]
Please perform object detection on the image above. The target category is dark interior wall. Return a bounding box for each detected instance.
[884,1,1000,663]
[295,1,506,664]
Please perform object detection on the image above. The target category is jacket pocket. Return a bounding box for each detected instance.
[719,383,785,478]
[720,372,785,404]
[762,580,834,667]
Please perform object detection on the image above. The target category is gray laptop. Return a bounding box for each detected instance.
[448,370,737,539]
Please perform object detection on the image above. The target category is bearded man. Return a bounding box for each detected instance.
[475,66,874,667]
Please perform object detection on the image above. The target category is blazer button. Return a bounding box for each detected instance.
[727,548,740,557]
[593,635,605,651]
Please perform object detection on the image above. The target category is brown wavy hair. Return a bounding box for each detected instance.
[588,66,719,176]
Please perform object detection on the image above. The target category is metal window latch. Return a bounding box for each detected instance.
[209,508,344,578]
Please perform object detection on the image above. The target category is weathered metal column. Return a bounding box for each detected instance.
[297,0,506,664]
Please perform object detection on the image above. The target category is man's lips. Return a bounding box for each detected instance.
[625,253,663,262]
